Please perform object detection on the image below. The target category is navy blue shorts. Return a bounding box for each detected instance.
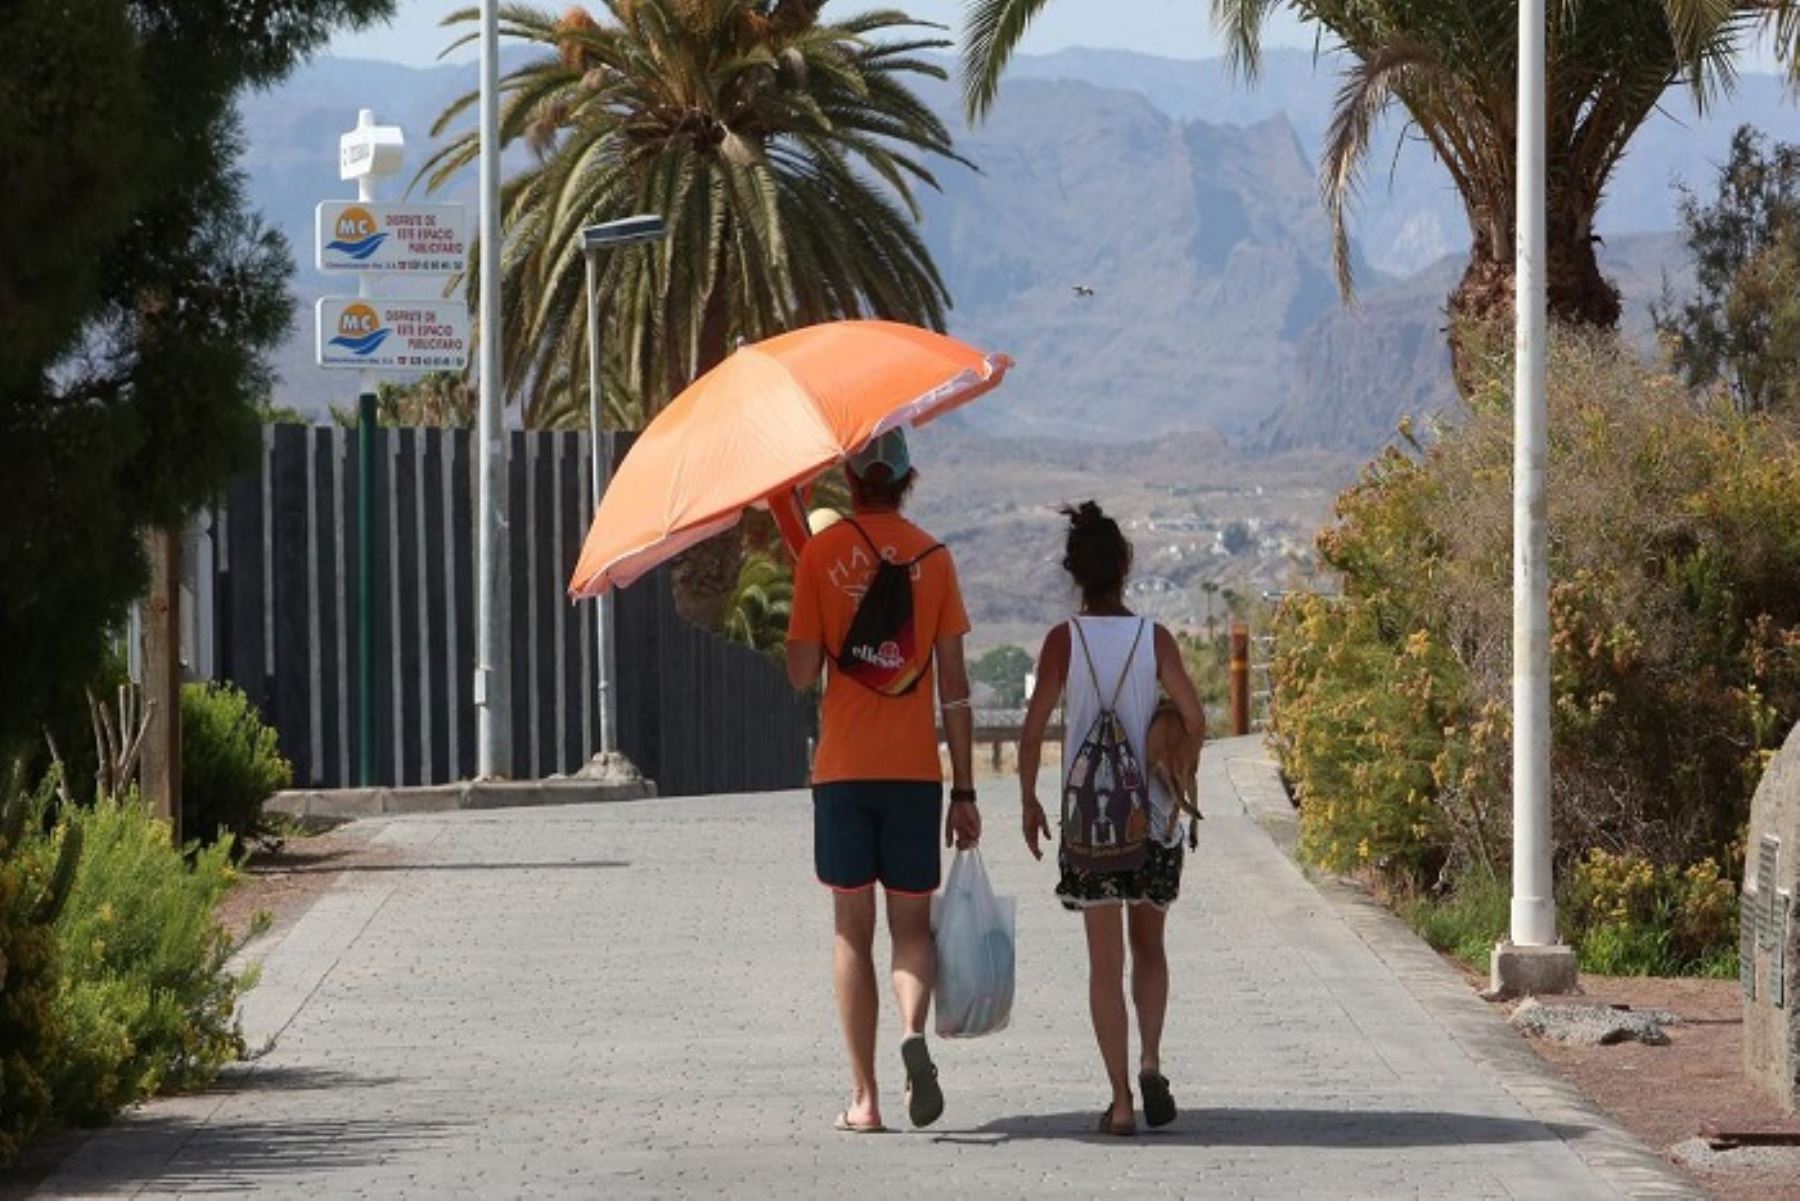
[813,781,943,895]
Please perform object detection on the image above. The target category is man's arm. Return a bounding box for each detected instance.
[937,633,981,848]
[785,543,825,691]
[786,639,825,692]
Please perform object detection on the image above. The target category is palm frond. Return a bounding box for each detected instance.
[962,0,1053,121]
[1211,0,1282,80]
[1322,37,1444,299]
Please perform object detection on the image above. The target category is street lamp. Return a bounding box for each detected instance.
[475,0,509,780]
[580,215,667,775]
[1492,0,1577,998]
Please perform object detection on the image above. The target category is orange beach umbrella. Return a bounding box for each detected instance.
[568,320,1011,599]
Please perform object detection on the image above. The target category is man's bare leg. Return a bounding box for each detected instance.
[887,889,944,1127]
[834,888,882,1128]
[886,891,934,1035]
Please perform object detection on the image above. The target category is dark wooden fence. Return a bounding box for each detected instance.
[207,424,812,795]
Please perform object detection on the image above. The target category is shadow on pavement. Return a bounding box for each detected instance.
[944,1108,1584,1149]
[211,1064,407,1093]
[271,859,631,874]
[43,1113,467,1195]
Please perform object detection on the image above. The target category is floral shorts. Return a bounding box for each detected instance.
[1056,839,1185,911]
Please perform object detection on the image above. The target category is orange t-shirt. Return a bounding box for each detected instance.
[788,512,970,785]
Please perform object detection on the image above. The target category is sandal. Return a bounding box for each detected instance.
[900,1035,944,1128]
[1139,1071,1177,1128]
[833,1111,885,1134]
[1097,1105,1137,1137]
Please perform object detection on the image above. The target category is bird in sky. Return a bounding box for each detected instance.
[1072,284,1096,298]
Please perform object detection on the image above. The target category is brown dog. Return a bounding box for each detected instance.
[1146,700,1204,847]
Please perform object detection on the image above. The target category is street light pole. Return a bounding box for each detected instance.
[474,0,510,779]
[1493,0,1576,997]
[579,216,666,774]
[353,110,385,789]
[583,250,613,754]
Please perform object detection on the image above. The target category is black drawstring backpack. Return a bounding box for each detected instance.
[834,520,944,697]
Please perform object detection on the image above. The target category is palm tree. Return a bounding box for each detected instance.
[963,0,1800,389]
[422,0,965,626]
[721,547,795,658]
[1200,577,1221,642]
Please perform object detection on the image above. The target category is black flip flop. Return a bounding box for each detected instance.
[1139,1071,1177,1128]
[900,1035,944,1128]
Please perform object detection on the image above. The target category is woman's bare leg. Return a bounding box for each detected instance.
[1127,903,1169,1075]
[1083,904,1134,1125]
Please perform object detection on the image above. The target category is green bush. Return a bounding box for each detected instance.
[1564,850,1739,977]
[1398,868,1510,971]
[1272,332,1800,973]
[181,682,291,849]
[1399,857,1739,977]
[0,769,80,1163]
[48,794,253,1125]
[972,645,1033,708]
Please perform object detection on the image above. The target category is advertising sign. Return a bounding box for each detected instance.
[315,298,469,371]
[316,202,468,274]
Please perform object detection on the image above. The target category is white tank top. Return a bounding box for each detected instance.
[1061,616,1182,848]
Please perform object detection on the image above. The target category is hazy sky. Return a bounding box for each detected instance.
[329,0,1316,66]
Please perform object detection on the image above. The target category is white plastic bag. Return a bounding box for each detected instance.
[932,848,1016,1038]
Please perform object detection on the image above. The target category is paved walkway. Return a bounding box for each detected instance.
[39,741,1698,1199]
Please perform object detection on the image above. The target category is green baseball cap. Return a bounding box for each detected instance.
[847,428,911,479]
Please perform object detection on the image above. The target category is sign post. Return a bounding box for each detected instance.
[320,111,468,786]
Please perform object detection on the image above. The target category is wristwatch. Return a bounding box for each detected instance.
[950,787,978,804]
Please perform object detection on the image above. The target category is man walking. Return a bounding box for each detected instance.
[787,429,979,1133]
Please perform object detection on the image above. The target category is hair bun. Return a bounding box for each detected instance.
[1063,501,1108,533]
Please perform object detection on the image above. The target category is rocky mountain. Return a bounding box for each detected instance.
[242,48,1774,455]
[1008,47,1800,277]
[910,75,1355,442]
[1250,232,1693,455]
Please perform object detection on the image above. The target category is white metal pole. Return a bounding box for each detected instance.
[583,251,619,755]
[356,109,377,400]
[1511,0,1556,947]
[475,0,510,778]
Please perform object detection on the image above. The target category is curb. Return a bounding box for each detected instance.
[1223,745,1705,1201]
[267,778,658,819]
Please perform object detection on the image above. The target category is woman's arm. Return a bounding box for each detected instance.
[1154,625,1206,739]
[1018,624,1070,859]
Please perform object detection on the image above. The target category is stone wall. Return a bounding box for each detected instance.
[1743,721,1800,1112]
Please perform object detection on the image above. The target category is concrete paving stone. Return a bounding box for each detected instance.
[32,739,1701,1199]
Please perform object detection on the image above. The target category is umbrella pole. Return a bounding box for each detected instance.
[769,487,811,563]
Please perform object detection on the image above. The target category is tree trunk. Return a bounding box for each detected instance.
[668,256,743,632]
[140,527,182,845]
[1447,208,1621,395]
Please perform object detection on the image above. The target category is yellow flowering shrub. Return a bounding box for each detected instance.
[1271,331,1800,972]
[1566,850,1738,975]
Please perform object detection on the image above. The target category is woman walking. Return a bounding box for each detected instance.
[1017,502,1207,1136]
